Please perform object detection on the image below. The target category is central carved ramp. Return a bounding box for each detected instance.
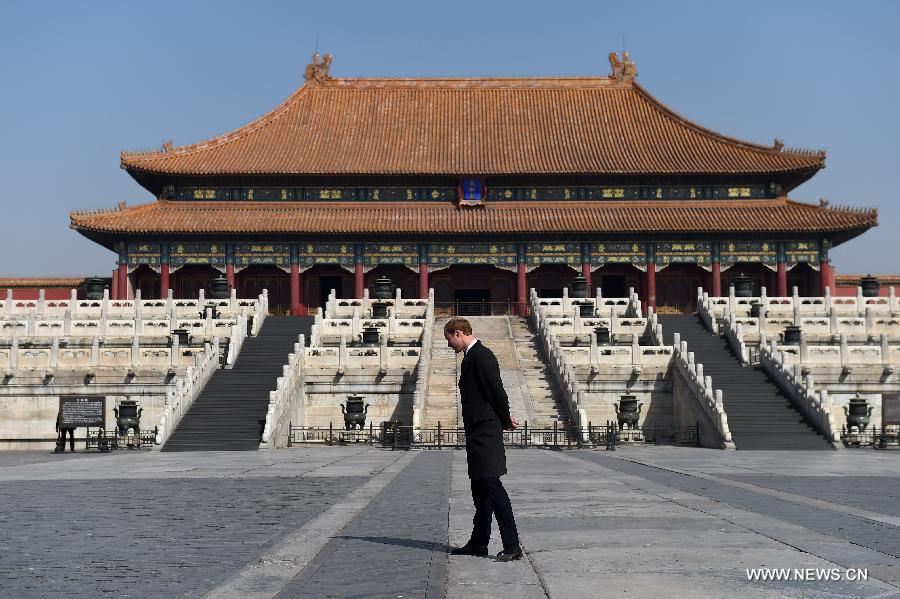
[162,315,313,451]
[420,318,461,428]
[467,316,532,426]
[658,314,831,450]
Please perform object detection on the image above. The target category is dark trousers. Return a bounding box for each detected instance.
[469,477,520,551]
[57,428,75,451]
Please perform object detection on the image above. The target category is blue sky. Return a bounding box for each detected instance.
[1,0,897,276]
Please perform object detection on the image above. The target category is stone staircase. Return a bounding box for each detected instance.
[509,316,570,427]
[162,316,313,451]
[420,316,571,430]
[658,314,832,450]
[420,318,461,428]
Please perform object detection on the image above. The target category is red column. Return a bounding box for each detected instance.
[711,261,722,297]
[418,263,428,299]
[160,264,170,298]
[111,268,119,299]
[820,261,833,294]
[117,264,128,300]
[354,263,364,298]
[645,263,657,313]
[517,262,527,316]
[290,263,302,316]
[226,263,235,290]
[777,261,788,297]
[581,262,592,293]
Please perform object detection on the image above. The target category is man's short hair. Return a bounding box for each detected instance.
[444,317,473,336]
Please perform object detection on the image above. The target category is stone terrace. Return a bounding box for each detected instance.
[2,447,900,598]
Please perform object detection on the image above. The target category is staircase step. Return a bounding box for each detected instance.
[658,313,830,451]
[162,315,312,452]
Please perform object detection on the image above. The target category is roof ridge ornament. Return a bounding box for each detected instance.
[304,52,333,83]
[608,51,637,81]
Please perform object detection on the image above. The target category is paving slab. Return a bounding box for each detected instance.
[3,445,900,598]
[276,450,451,599]
[0,447,398,597]
[445,448,900,599]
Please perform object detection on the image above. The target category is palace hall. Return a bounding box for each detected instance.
[70,52,877,315]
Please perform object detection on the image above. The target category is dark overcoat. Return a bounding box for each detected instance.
[458,341,513,480]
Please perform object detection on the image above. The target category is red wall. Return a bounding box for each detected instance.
[5,288,82,300]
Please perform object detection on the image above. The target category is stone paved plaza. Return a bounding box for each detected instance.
[1,447,900,598]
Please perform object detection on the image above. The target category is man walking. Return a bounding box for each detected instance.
[444,317,522,562]
[55,410,75,453]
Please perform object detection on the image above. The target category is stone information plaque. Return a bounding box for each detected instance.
[59,396,105,428]
[883,395,900,426]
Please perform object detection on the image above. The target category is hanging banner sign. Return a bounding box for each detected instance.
[591,242,647,266]
[459,178,485,207]
[656,241,712,267]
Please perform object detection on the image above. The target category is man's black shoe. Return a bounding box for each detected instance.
[495,547,523,562]
[450,543,488,556]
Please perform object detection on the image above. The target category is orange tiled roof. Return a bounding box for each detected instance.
[0,277,88,288]
[120,76,825,176]
[836,274,900,285]
[71,198,875,237]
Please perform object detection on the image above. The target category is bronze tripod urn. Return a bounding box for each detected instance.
[614,395,643,430]
[341,395,370,430]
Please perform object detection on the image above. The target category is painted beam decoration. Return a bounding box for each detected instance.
[234,243,290,267]
[166,183,779,203]
[525,243,581,266]
[169,243,225,267]
[656,241,712,267]
[363,187,454,202]
[719,242,777,267]
[363,243,419,267]
[126,242,160,268]
[591,242,647,266]
[297,243,353,267]
[785,241,820,266]
[429,243,516,268]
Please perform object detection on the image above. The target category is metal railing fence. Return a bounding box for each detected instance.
[841,426,900,449]
[288,420,700,450]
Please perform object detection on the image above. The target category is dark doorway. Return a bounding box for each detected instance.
[656,264,706,313]
[600,275,627,297]
[241,266,290,314]
[175,265,220,300]
[539,289,564,298]
[132,265,161,299]
[455,289,490,315]
[319,276,343,313]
